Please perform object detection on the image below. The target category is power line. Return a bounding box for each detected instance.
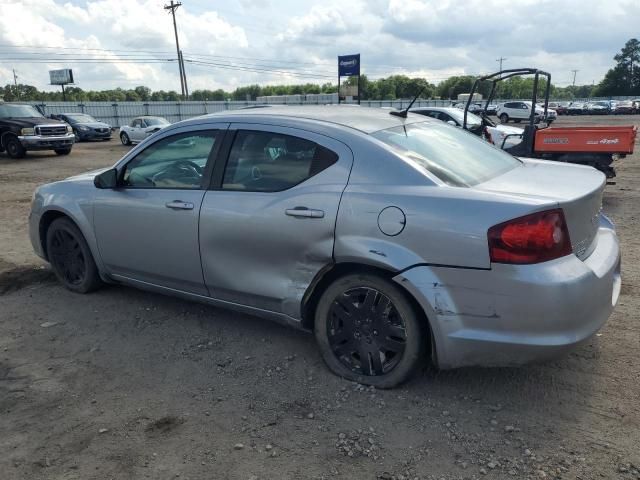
[185,59,334,79]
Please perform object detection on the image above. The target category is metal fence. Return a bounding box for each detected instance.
[28,96,636,128]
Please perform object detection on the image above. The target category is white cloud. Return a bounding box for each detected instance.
[0,0,638,92]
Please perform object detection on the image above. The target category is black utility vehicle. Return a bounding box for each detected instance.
[0,103,75,158]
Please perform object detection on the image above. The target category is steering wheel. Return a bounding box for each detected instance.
[152,159,203,184]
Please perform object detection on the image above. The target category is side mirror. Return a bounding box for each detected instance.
[94,168,118,189]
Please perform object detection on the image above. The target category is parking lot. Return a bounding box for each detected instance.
[1,114,639,480]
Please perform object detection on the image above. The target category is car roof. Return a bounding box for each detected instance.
[206,105,429,134]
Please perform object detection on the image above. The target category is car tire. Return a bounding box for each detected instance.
[54,148,72,155]
[314,273,426,389]
[120,132,131,146]
[46,217,102,294]
[73,129,81,142]
[499,113,509,124]
[4,135,26,159]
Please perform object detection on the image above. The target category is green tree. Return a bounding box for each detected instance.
[594,38,640,96]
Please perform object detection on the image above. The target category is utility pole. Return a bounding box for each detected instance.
[571,69,579,86]
[496,57,507,72]
[12,69,19,99]
[179,50,189,98]
[164,0,186,99]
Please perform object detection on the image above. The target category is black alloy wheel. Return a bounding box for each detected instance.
[49,228,87,286]
[314,273,425,388]
[5,136,26,159]
[46,218,102,293]
[328,287,406,376]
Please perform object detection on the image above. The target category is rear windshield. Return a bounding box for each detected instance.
[446,109,482,126]
[372,122,521,187]
[145,117,169,126]
[66,114,96,122]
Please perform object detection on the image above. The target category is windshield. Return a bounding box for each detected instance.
[372,122,521,187]
[0,104,44,119]
[66,114,97,123]
[446,109,482,126]
[145,117,169,126]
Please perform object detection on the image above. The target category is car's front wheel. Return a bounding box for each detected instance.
[314,273,426,388]
[46,217,102,293]
[499,113,509,123]
[120,132,131,145]
[4,135,26,159]
[54,148,72,155]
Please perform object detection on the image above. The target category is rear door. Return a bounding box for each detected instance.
[199,124,353,319]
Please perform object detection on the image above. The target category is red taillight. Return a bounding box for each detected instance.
[488,209,572,264]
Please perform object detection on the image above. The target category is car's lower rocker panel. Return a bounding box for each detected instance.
[109,274,307,331]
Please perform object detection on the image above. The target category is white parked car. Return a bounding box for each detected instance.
[497,101,556,124]
[119,116,170,145]
[410,107,524,150]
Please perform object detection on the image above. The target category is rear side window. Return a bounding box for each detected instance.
[222,130,338,192]
[372,122,521,187]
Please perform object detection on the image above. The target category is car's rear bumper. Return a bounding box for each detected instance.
[394,216,620,369]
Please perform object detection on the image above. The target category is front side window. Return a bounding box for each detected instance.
[372,122,521,187]
[122,131,218,189]
[222,130,338,192]
[131,119,141,128]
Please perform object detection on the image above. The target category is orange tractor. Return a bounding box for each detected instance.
[464,68,637,179]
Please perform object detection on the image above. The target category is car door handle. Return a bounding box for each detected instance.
[165,200,194,210]
[285,207,325,218]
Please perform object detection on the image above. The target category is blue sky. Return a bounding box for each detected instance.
[1,0,638,92]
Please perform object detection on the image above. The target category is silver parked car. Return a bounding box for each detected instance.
[29,106,621,388]
[119,116,170,145]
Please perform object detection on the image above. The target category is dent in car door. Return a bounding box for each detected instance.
[199,124,353,319]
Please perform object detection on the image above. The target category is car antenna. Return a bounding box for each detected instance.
[390,87,426,118]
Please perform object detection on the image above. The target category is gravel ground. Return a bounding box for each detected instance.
[1,115,639,480]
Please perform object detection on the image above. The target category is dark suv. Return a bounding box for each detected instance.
[0,103,75,158]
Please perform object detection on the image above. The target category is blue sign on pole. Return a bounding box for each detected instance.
[338,54,360,77]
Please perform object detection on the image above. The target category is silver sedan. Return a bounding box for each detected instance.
[28,106,621,388]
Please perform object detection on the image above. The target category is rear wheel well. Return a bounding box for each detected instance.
[301,262,432,357]
[39,210,71,260]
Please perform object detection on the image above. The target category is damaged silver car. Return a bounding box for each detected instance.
[29,106,621,388]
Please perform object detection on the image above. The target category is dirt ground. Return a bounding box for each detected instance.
[0,115,639,480]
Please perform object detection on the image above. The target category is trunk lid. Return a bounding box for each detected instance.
[476,159,605,260]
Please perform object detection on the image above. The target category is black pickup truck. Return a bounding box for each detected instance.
[0,103,75,158]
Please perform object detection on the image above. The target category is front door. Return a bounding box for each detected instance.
[94,125,226,295]
[130,118,146,142]
[199,124,353,318]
